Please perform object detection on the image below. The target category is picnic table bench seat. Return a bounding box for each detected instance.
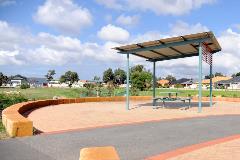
[153,97,192,109]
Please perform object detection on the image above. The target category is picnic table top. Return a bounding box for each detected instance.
[153,97,191,100]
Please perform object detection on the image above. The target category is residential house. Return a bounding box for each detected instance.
[181,79,198,89]
[187,76,231,89]
[215,76,240,89]
[157,79,169,87]
[201,76,231,89]
[47,80,68,87]
[10,75,28,87]
[171,78,190,88]
[28,77,48,88]
[72,80,98,88]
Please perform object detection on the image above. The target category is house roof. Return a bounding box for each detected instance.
[28,77,47,84]
[202,76,231,84]
[181,79,198,85]
[216,76,240,84]
[157,79,169,85]
[172,78,190,85]
[114,31,221,62]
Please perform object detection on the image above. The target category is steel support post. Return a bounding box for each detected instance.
[210,64,213,107]
[198,43,203,113]
[126,54,130,110]
[153,61,156,107]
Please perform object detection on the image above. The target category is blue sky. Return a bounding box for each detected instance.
[0,0,240,80]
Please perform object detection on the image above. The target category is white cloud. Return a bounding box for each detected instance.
[0,21,32,50]
[0,20,126,66]
[85,41,125,62]
[36,32,82,52]
[132,31,168,43]
[0,50,23,65]
[214,29,240,74]
[26,46,78,65]
[116,14,140,27]
[96,0,215,15]
[169,20,209,36]
[97,24,130,42]
[34,0,92,34]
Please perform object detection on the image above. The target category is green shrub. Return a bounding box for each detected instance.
[106,81,115,96]
[220,85,225,89]
[130,87,140,96]
[175,84,183,88]
[79,88,96,97]
[20,83,30,89]
[0,93,28,110]
[233,94,238,98]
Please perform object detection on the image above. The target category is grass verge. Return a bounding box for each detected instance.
[0,119,8,140]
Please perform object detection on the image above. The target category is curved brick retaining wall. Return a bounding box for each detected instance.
[2,96,240,137]
[2,96,151,137]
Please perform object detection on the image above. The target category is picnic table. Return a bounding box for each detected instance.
[153,91,191,109]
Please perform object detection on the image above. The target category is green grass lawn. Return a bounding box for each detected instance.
[0,87,240,100]
[0,88,85,100]
[140,88,240,98]
[0,119,8,139]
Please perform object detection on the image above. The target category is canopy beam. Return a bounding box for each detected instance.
[118,37,211,55]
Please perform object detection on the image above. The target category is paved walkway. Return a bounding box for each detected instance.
[1,115,240,160]
[27,101,240,133]
[168,136,240,160]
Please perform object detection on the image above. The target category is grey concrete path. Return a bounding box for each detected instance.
[1,115,240,160]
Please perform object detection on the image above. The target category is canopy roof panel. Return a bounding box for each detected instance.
[114,31,221,62]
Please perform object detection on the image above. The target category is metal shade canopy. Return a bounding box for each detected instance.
[114,31,221,62]
[113,31,222,112]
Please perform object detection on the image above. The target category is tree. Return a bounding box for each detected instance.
[93,75,102,97]
[130,65,152,91]
[205,74,214,79]
[45,70,56,82]
[205,72,224,79]
[103,68,114,83]
[165,75,176,84]
[214,72,223,77]
[106,81,115,96]
[60,71,79,87]
[236,72,240,77]
[131,65,144,73]
[114,68,126,85]
[83,83,96,97]
[232,72,240,77]
[0,72,8,86]
[93,76,100,81]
